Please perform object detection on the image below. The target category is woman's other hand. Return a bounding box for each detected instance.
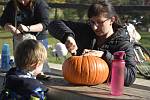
[18,24,29,33]
[82,49,104,57]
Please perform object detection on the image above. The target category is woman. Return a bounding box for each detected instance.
[0,0,49,49]
[48,1,137,86]
[0,0,50,79]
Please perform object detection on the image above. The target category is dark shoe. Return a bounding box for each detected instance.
[36,73,51,80]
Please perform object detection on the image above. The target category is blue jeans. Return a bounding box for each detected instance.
[38,38,48,49]
[38,39,51,73]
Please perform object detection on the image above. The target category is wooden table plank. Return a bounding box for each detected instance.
[43,74,149,100]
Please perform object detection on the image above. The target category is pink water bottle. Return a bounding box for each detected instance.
[111,51,125,96]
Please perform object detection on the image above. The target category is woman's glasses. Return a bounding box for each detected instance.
[88,18,109,27]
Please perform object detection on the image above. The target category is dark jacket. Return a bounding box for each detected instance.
[48,20,137,86]
[4,67,48,99]
[0,0,49,40]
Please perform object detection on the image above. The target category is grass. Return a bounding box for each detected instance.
[140,32,150,51]
[0,30,150,64]
[0,30,13,55]
[0,29,66,64]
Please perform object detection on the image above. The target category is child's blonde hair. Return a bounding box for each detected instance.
[14,39,47,71]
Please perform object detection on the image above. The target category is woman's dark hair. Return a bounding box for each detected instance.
[14,0,35,11]
[88,0,116,18]
[87,0,122,32]
[13,0,35,27]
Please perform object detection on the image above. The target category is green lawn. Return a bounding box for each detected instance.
[0,30,65,64]
[0,30,13,55]
[140,32,150,51]
[0,30,150,64]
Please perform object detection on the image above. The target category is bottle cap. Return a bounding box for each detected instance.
[113,51,126,60]
[2,43,10,54]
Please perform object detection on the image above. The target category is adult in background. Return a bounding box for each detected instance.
[0,0,50,79]
[48,0,137,86]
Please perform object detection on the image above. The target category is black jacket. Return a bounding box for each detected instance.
[4,67,48,99]
[48,20,137,86]
[0,0,49,40]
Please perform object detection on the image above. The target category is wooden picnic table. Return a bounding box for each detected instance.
[43,74,150,100]
[1,72,150,100]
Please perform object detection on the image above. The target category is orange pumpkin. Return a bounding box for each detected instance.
[62,55,109,85]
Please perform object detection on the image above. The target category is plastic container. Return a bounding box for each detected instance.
[111,51,126,96]
[1,43,11,72]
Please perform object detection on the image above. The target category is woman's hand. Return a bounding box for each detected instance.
[82,49,104,57]
[17,24,30,33]
[4,23,21,35]
[65,36,78,55]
